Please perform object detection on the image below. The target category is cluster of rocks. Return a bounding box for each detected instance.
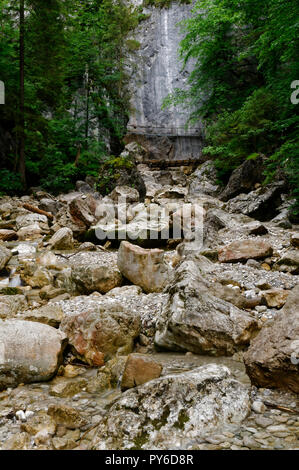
[0,146,298,450]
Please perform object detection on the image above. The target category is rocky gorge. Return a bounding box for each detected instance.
[0,144,298,450]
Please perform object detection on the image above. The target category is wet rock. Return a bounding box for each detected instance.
[0,320,67,390]
[118,241,170,293]
[261,289,290,309]
[71,252,122,294]
[244,285,299,393]
[218,240,273,263]
[59,296,141,365]
[0,245,12,270]
[155,260,259,356]
[121,353,163,390]
[220,157,264,201]
[50,376,88,397]
[47,404,87,430]
[2,432,31,450]
[49,227,74,250]
[92,364,250,450]
[21,410,56,437]
[0,229,18,241]
[22,265,54,288]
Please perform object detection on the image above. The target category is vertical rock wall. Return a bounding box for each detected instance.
[126,1,204,160]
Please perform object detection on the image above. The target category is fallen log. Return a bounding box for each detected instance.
[263,401,297,414]
[23,203,54,221]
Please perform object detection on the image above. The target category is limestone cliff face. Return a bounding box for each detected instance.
[126,1,203,160]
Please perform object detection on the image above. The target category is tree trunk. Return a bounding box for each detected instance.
[85,65,89,149]
[19,0,26,188]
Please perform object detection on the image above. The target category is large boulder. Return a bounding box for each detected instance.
[155,260,259,356]
[218,239,273,263]
[188,160,220,197]
[0,245,12,270]
[0,320,67,390]
[59,296,141,366]
[70,252,122,294]
[220,157,264,201]
[118,241,170,293]
[92,203,171,248]
[244,285,299,394]
[225,182,285,221]
[49,227,74,250]
[91,364,250,450]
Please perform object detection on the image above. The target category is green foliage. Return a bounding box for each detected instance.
[0,287,22,295]
[126,39,141,51]
[0,0,142,194]
[165,0,299,208]
[96,154,134,195]
[0,170,23,195]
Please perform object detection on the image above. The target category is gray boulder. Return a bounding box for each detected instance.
[220,157,264,201]
[0,320,67,390]
[91,364,250,449]
[244,285,299,393]
[155,260,259,356]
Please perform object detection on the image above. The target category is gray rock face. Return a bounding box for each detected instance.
[127,1,203,160]
[92,364,250,449]
[155,260,259,355]
[0,320,67,390]
[244,285,299,394]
